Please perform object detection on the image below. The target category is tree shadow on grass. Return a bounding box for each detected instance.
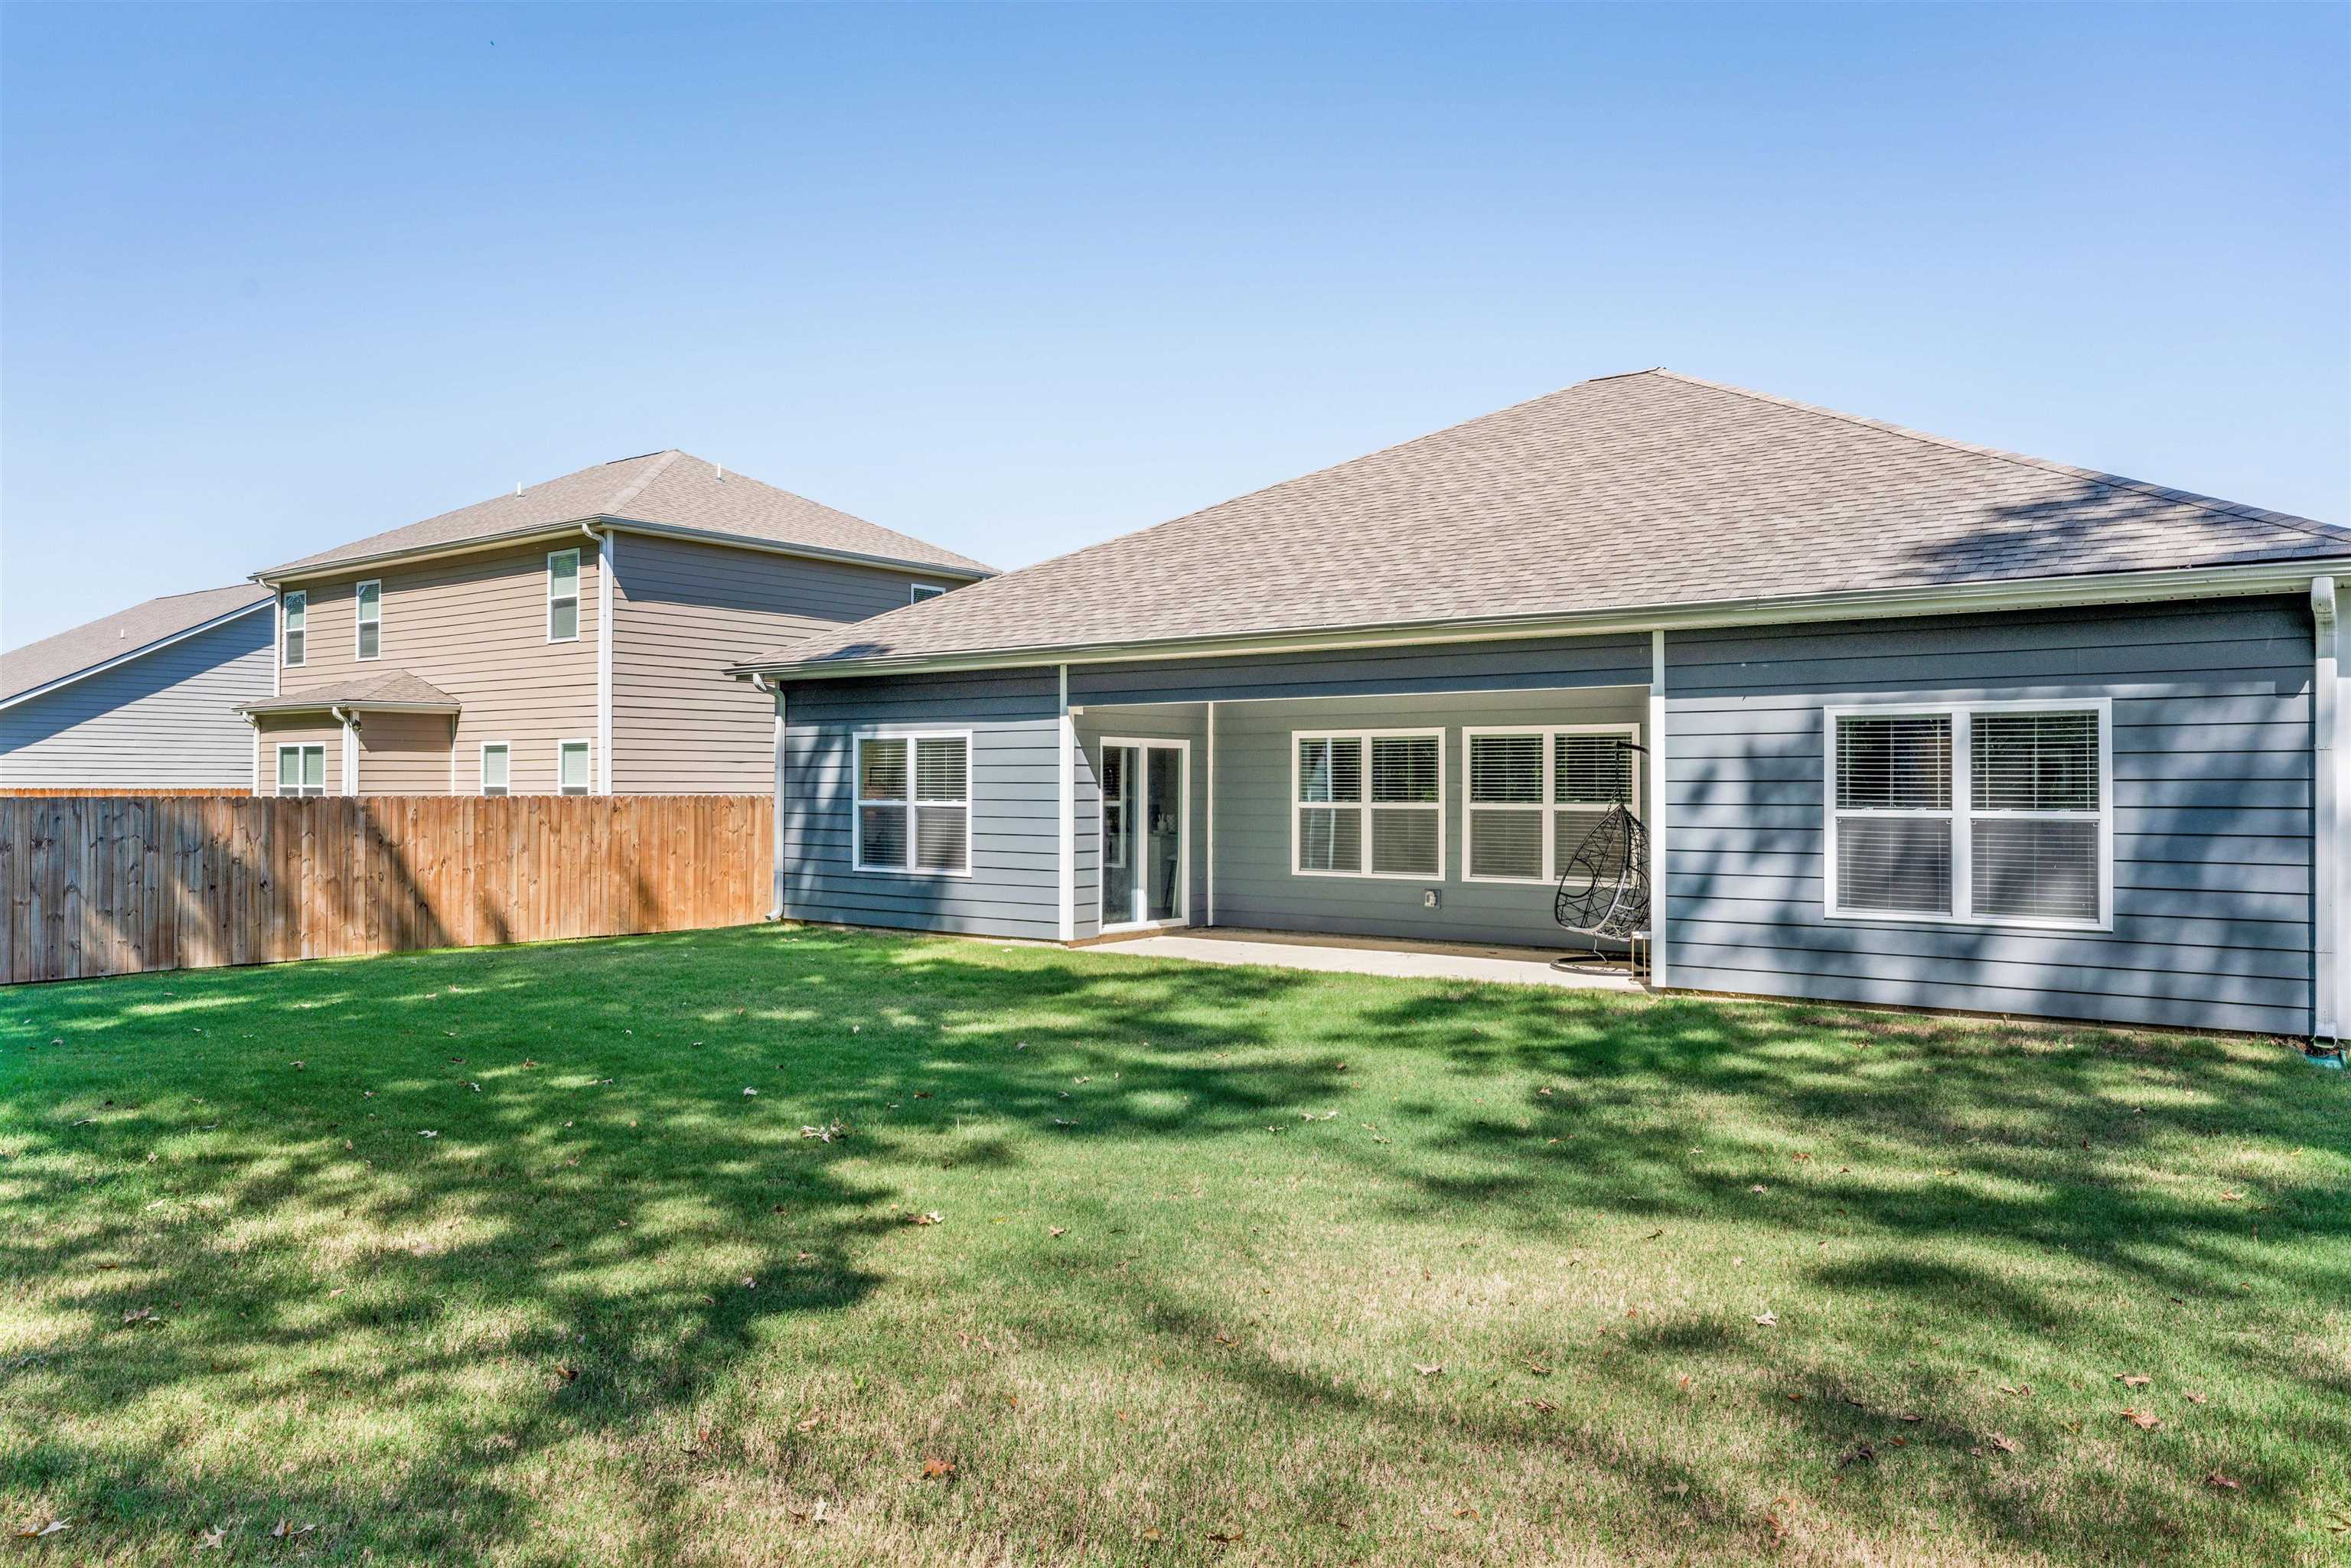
[4,925,2347,1563]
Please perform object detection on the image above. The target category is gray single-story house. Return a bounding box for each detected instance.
[0,583,276,790]
[731,370,2349,1039]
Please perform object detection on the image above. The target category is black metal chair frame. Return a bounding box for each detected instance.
[1552,741,1651,976]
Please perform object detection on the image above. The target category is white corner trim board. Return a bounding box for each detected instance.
[2313,576,2340,1042]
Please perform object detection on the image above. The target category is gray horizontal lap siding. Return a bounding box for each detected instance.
[0,611,273,789]
[1070,633,1650,706]
[1663,595,2315,1034]
[780,668,1061,939]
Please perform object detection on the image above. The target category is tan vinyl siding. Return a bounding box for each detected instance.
[255,716,347,796]
[281,542,598,794]
[610,535,942,793]
[357,709,455,793]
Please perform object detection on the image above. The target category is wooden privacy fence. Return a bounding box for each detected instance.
[1,794,774,984]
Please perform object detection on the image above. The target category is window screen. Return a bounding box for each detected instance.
[1467,733,1545,880]
[356,580,381,660]
[559,741,590,796]
[548,550,580,641]
[1969,711,2100,921]
[858,735,969,873]
[1296,735,1438,876]
[282,592,306,666]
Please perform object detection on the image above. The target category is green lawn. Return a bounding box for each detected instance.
[3,925,2347,1566]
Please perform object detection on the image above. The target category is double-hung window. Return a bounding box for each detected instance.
[281,591,306,666]
[856,733,971,875]
[1464,725,1642,883]
[276,743,326,797]
[355,579,382,660]
[481,742,510,797]
[1293,731,1443,878]
[547,549,580,641]
[1825,700,2110,930]
[558,739,592,797]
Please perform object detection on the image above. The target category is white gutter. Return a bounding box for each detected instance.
[1648,631,1669,990]
[2314,577,2340,1042]
[733,556,2351,683]
[236,699,460,716]
[1056,664,1075,941]
[0,597,275,712]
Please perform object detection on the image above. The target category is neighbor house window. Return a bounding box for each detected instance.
[547,549,580,641]
[276,743,325,797]
[558,739,591,796]
[855,733,971,874]
[1825,701,2110,929]
[480,742,510,797]
[354,579,381,660]
[910,582,948,603]
[1293,732,1443,878]
[1463,725,1642,884]
[281,591,306,666]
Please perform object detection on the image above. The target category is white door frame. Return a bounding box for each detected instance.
[1098,735,1191,933]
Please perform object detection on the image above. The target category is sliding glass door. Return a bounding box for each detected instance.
[1100,738,1187,930]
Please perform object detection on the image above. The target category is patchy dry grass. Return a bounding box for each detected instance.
[2,924,2346,1565]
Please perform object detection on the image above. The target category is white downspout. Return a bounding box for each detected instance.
[1057,664,1075,942]
[1648,629,1670,989]
[246,714,262,795]
[332,706,358,795]
[754,673,786,920]
[586,523,614,795]
[2312,577,2339,1042]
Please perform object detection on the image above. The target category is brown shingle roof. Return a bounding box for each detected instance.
[1,583,273,706]
[261,449,993,579]
[236,670,459,714]
[741,370,2349,673]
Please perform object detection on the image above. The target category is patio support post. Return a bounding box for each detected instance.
[1649,630,1670,988]
[1057,664,1075,941]
[2314,577,2340,1041]
[1207,700,1218,927]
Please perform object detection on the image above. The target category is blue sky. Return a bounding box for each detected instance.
[3,2,2345,647]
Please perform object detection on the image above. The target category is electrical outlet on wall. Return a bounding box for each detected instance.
[1423,888,1440,909]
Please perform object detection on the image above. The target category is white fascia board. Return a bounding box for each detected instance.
[736,557,2351,683]
[0,598,276,712]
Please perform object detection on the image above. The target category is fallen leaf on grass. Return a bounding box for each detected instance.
[268,1520,314,1539]
[1896,1412,1922,1423]
[787,1498,830,1526]
[2183,1390,2209,1405]
[1753,1310,1779,1327]
[796,1412,824,1433]
[122,1306,157,1326]
[921,1456,955,1478]
[1140,1526,1162,1540]
[195,1526,227,1550]
[1206,1528,1243,1544]
[1523,1397,1557,1413]
[2116,1373,2152,1388]
[15,1521,67,1539]
[909,1211,944,1227]
[1749,1185,1769,1195]
[2203,1468,2242,1491]
[552,1364,580,1384]
[1986,1433,2020,1455]
[1998,1383,2031,1397]
[1048,1226,1067,1238]
[1413,1363,1444,1377]
[1834,1443,1875,1468]
[2120,1408,2161,1430]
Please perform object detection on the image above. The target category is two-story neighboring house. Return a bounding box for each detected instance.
[239,449,990,796]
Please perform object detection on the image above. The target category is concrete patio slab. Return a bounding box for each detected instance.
[1096,928,1644,991]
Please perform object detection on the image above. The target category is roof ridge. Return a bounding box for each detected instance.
[1646,370,2351,543]
[599,448,685,516]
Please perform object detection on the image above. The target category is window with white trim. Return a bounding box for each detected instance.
[910,582,948,603]
[1293,732,1443,878]
[276,743,325,797]
[1825,702,2109,929]
[281,591,306,666]
[480,742,510,797]
[355,579,382,660]
[558,739,591,796]
[547,549,580,641]
[1464,725,1641,884]
[856,734,971,874]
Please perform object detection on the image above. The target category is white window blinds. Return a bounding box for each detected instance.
[1828,705,2107,928]
[1295,733,1441,877]
[858,735,970,874]
[1464,728,1640,885]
